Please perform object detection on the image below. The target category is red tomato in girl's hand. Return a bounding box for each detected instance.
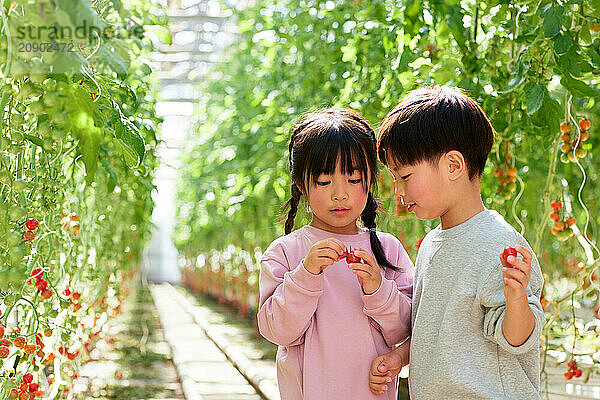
[345,250,362,264]
[500,247,517,268]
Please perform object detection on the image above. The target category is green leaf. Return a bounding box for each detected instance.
[23,134,43,147]
[148,25,172,45]
[95,46,129,77]
[140,63,152,76]
[341,44,357,62]
[101,158,118,193]
[524,82,545,114]
[394,46,415,73]
[52,51,86,74]
[503,52,529,92]
[111,104,145,168]
[73,112,101,185]
[445,5,467,50]
[558,49,582,78]
[553,33,573,55]
[586,47,600,67]
[433,66,456,84]
[543,6,564,38]
[560,73,600,97]
[273,180,286,201]
[531,93,561,129]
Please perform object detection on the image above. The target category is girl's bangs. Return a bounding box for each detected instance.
[304,126,371,190]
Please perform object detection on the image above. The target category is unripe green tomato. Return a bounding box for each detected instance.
[11,132,24,142]
[29,100,46,115]
[48,309,59,318]
[6,230,22,247]
[3,293,16,306]
[61,332,70,342]
[0,169,12,186]
[1,84,16,98]
[43,92,61,107]
[8,144,21,155]
[560,154,570,163]
[9,246,25,264]
[507,182,517,192]
[51,111,67,125]
[503,192,512,200]
[557,229,572,242]
[9,206,26,221]
[15,102,26,113]
[11,114,25,127]
[51,128,65,141]
[30,73,47,84]
[12,180,31,192]
[38,121,52,138]
[42,139,54,152]
[45,79,57,91]
[575,148,587,158]
[568,151,577,162]
[0,136,11,148]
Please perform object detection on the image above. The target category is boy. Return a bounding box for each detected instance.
[370,86,545,399]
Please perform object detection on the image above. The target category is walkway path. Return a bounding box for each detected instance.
[73,284,185,399]
[150,282,279,400]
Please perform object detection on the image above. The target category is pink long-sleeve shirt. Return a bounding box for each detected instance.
[257,224,413,400]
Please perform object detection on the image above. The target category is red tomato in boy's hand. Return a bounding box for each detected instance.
[500,247,517,268]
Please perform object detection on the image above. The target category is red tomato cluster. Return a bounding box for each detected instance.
[8,373,44,399]
[27,268,52,300]
[564,359,583,380]
[63,283,83,312]
[60,212,80,236]
[549,200,575,241]
[559,119,591,163]
[23,218,39,243]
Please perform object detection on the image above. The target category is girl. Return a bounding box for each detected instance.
[257,108,413,400]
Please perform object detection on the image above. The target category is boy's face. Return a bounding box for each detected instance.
[388,158,448,221]
[305,163,370,235]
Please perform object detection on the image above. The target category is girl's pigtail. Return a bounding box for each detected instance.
[283,183,302,234]
[361,192,398,271]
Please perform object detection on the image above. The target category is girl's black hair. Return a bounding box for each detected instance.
[282,107,397,271]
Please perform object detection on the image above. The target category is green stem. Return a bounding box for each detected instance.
[534,135,560,256]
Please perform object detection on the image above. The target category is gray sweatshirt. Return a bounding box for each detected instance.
[409,209,545,399]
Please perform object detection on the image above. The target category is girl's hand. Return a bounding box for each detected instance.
[346,248,382,295]
[303,238,346,275]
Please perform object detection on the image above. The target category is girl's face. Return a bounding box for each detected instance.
[305,162,370,235]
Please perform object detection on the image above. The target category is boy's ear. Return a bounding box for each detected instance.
[443,150,466,181]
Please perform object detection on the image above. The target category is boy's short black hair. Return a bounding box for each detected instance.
[377,86,494,180]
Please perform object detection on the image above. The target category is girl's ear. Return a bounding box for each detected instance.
[443,150,466,181]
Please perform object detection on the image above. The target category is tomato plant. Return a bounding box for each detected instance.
[0,0,168,397]
[174,0,600,389]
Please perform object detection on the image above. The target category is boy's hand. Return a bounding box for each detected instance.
[500,245,532,303]
[369,339,410,395]
[346,248,382,295]
[303,238,346,275]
